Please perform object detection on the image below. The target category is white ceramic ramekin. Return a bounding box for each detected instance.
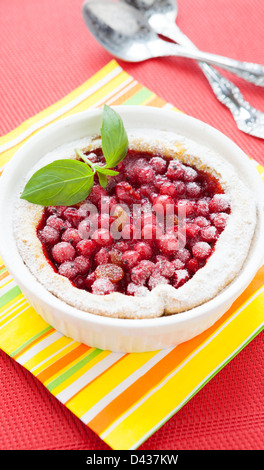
[0,107,263,352]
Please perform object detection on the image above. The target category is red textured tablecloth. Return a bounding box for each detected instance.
[0,0,264,450]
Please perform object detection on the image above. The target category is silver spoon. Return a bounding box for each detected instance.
[120,0,264,139]
[82,0,264,87]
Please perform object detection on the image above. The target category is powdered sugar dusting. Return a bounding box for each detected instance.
[14,130,257,319]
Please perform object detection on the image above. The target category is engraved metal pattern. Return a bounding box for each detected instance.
[147,11,264,139]
[200,64,264,138]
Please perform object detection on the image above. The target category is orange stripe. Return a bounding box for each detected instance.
[65,353,128,405]
[89,325,228,435]
[0,271,9,282]
[88,266,264,434]
[36,343,90,383]
[0,264,5,271]
[88,346,195,435]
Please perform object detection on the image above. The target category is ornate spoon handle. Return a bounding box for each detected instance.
[151,21,264,134]
[156,41,264,86]
[197,63,259,128]
[152,20,264,86]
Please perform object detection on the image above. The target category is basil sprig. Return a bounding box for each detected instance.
[20,105,128,206]
[20,159,95,207]
[101,105,129,168]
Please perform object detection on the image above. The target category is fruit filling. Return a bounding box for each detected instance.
[37,149,231,296]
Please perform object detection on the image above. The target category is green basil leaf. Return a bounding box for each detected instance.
[97,171,108,189]
[20,159,94,206]
[96,165,119,189]
[20,107,129,207]
[95,166,119,176]
[101,105,128,168]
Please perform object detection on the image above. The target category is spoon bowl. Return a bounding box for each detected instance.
[83,0,264,86]
[123,0,177,27]
[82,1,162,62]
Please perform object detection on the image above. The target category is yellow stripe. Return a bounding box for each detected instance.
[67,351,157,418]
[57,71,131,117]
[22,335,75,372]
[0,306,48,356]
[0,277,14,290]
[256,163,264,175]
[103,288,264,449]
[0,294,25,317]
[0,301,30,328]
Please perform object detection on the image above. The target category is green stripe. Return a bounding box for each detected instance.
[0,285,21,309]
[124,87,154,105]
[47,348,103,392]
[0,267,6,275]
[130,322,264,450]
[10,325,53,357]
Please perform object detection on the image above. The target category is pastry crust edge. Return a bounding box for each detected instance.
[14,131,257,319]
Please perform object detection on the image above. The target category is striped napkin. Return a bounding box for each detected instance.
[0,60,264,450]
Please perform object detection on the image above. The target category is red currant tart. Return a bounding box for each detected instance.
[15,132,256,319]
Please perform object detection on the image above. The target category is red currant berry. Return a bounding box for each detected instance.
[52,242,75,264]
[39,226,60,245]
[58,261,78,280]
[76,239,96,256]
[74,256,91,275]
[134,241,153,260]
[209,194,230,213]
[61,228,81,246]
[173,269,190,288]
[192,242,212,259]
[149,156,167,174]
[95,263,124,283]
[122,251,141,270]
[92,228,113,246]
[92,278,115,295]
[166,161,185,180]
